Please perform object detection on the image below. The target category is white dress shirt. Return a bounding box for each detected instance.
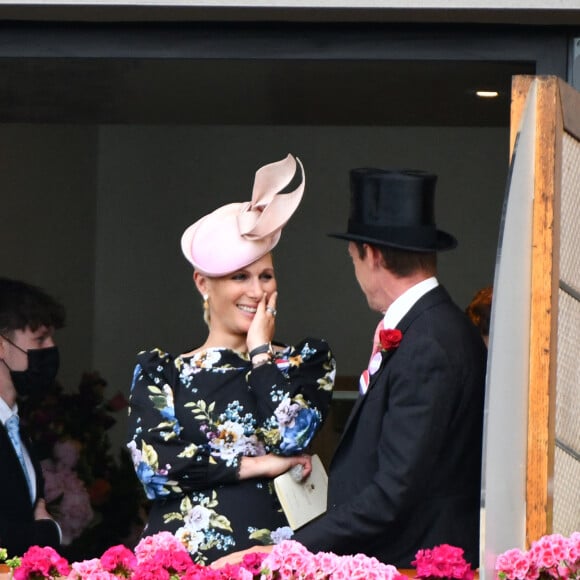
[382,276,439,329]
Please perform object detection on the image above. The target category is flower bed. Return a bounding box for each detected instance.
[495,532,580,580]
[1,531,578,579]
[0,534,434,580]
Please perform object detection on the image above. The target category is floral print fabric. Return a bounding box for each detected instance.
[126,338,335,564]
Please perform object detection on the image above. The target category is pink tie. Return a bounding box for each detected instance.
[359,319,384,395]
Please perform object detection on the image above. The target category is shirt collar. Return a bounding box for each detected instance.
[0,397,18,425]
[383,276,439,329]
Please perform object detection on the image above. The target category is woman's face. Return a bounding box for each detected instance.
[197,253,277,336]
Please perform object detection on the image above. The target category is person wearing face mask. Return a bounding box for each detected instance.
[0,277,64,556]
[126,154,335,565]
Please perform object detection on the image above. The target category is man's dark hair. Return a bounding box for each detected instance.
[354,242,437,278]
[0,277,65,334]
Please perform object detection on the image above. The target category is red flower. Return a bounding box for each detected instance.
[379,328,403,351]
[100,544,137,575]
[413,544,474,580]
[242,551,268,574]
[13,546,70,580]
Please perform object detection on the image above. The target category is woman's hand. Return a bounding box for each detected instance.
[210,545,273,569]
[239,453,312,480]
[247,291,277,353]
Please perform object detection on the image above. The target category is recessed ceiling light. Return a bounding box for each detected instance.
[476,90,499,98]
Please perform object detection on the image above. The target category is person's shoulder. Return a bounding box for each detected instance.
[135,348,176,371]
[131,348,179,389]
[279,337,335,360]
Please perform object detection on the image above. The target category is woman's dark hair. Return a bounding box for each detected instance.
[0,277,65,334]
[466,286,493,337]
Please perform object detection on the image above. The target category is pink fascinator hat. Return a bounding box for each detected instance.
[181,153,305,276]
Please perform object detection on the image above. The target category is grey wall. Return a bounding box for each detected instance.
[2,122,508,446]
[0,124,97,389]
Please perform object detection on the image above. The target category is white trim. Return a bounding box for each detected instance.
[1,0,580,8]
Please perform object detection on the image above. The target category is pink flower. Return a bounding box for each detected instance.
[413,544,475,580]
[496,548,533,580]
[131,560,171,580]
[240,552,266,575]
[134,531,189,563]
[100,544,137,575]
[495,533,580,580]
[66,557,120,580]
[53,440,81,470]
[40,458,94,545]
[67,558,107,579]
[13,545,70,580]
[58,473,95,545]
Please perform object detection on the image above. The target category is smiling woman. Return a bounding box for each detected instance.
[191,255,277,343]
[125,154,336,565]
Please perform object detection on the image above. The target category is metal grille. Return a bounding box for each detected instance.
[554,446,580,535]
[553,133,580,535]
[560,134,580,292]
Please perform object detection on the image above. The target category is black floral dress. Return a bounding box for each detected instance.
[126,338,335,564]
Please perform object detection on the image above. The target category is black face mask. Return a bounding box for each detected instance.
[1,336,59,396]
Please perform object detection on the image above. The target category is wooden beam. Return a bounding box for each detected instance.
[525,76,561,546]
[510,76,535,161]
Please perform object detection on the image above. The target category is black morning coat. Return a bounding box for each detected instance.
[0,418,60,556]
[295,285,487,568]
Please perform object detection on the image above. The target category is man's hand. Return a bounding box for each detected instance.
[34,499,54,521]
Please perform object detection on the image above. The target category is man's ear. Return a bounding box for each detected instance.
[365,244,384,270]
[0,335,7,360]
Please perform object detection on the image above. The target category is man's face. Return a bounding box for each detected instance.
[347,242,388,313]
[1,326,55,372]
[348,242,372,299]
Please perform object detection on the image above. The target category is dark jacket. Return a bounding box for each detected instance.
[0,420,60,557]
[295,285,487,567]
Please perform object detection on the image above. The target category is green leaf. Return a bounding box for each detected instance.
[248,528,273,543]
[210,514,233,532]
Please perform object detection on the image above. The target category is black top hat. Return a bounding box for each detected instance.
[329,168,457,252]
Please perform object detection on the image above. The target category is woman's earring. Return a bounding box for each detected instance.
[202,294,210,325]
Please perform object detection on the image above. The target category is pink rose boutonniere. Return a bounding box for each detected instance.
[379,328,403,351]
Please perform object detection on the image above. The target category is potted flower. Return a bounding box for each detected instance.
[0,548,21,580]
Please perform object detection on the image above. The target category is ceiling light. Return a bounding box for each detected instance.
[476,90,499,98]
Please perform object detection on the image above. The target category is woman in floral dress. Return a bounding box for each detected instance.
[126,154,335,564]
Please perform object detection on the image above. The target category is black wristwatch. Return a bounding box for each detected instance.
[249,342,273,359]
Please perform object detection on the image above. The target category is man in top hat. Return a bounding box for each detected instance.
[291,168,487,567]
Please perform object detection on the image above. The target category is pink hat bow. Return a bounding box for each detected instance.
[181,154,305,276]
[237,154,305,240]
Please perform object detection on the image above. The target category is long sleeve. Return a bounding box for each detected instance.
[247,337,335,455]
[127,341,336,502]
[0,516,60,557]
[126,349,241,500]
